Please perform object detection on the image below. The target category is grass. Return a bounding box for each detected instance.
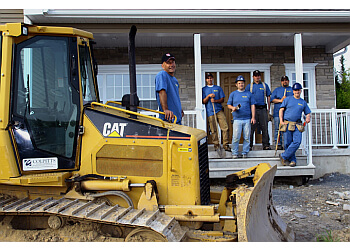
[316,230,340,242]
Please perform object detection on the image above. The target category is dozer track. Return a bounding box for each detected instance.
[0,196,186,242]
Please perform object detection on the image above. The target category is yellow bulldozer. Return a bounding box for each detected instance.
[0,23,294,242]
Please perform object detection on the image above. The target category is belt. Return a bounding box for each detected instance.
[255,104,267,109]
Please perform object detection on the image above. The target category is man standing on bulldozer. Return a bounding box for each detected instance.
[279,82,311,167]
[202,73,231,155]
[156,53,184,124]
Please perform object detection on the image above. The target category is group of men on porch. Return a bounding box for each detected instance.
[155,53,311,167]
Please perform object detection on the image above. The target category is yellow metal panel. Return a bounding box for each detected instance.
[166,137,201,206]
[0,34,14,129]
[0,23,93,39]
[2,172,72,187]
[165,205,215,216]
[0,131,19,179]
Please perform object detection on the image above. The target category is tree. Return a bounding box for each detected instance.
[335,55,350,109]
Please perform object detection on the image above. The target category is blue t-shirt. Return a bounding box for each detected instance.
[280,96,311,122]
[271,86,293,117]
[245,82,271,106]
[202,85,225,117]
[227,90,256,120]
[155,71,182,124]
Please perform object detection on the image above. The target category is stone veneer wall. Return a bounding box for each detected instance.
[94,45,335,111]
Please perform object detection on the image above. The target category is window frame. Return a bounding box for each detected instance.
[284,63,318,109]
[97,64,161,107]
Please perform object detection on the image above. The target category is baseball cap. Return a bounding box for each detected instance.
[205,73,214,79]
[253,70,261,76]
[281,76,289,81]
[162,53,175,63]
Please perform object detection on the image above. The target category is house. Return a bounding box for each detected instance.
[3,9,350,179]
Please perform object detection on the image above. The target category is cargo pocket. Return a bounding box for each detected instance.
[279,123,287,132]
[287,122,296,131]
[296,123,305,133]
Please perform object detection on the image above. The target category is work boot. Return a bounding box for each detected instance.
[263,146,271,150]
[279,154,287,166]
[289,161,296,167]
[223,146,232,152]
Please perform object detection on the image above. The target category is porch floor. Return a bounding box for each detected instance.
[208,144,315,178]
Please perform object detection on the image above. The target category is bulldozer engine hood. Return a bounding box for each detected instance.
[85,108,191,140]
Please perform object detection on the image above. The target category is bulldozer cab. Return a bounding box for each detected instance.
[7,24,98,172]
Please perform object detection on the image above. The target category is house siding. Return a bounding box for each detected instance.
[0,9,23,24]
[94,45,335,111]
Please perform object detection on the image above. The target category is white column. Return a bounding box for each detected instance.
[294,33,304,86]
[194,33,206,131]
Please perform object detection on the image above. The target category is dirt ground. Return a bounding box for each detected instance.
[0,172,349,242]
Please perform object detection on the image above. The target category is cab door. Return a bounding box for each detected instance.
[10,36,81,172]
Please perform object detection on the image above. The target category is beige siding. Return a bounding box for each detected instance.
[0,9,23,24]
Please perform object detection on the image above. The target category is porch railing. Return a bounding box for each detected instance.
[139,110,198,127]
[306,108,350,148]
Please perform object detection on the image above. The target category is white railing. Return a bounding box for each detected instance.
[139,110,198,127]
[308,108,350,148]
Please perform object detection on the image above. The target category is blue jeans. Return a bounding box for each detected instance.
[281,125,302,163]
[232,119,251,156]
[274,117,283,146]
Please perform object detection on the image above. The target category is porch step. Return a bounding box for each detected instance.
[207,145,315,178]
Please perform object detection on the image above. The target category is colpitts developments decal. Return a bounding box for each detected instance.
[85,109,191,140]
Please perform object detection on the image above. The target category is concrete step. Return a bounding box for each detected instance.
[207,144,314,178]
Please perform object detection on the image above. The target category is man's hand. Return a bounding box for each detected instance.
[280,120,287,125]
[164,109,174,122]
[281,96,286,102]
[305,114,311,124]
[251,118,256,124]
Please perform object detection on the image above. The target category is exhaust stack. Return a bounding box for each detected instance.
[128,25,138,117]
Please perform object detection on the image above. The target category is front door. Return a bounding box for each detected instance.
[221,72,251,143]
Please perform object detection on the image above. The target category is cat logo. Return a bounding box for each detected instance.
[103,122,128,137]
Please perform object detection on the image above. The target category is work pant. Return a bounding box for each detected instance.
[274,116,283,146]
[208,110,229,148]
[250,108,270,148]
[281,124,302,163]
[232,119,251,156]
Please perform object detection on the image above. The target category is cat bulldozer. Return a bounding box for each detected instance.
[0,23,294,242]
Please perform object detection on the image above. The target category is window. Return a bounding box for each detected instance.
[79,45,97,103]
[13,36,80,159]
[97,65,160,110]
[284,63,318,108]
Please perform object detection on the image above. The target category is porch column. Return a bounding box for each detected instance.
[294,33,304,85]
[194,33,206,131]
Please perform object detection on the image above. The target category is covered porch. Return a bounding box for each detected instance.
[23,9,350,178]
[181,108,350,179]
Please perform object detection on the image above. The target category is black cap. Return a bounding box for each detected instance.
[253,70,261,76]
[162,53,175,63]
[205,73,214,79]
[281,75,289,81]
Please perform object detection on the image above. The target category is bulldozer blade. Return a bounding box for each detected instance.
[235,164,295,242]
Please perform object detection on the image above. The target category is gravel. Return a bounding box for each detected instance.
[272,172,350,242]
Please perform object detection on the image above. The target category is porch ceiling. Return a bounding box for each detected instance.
[24,9,350,53]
